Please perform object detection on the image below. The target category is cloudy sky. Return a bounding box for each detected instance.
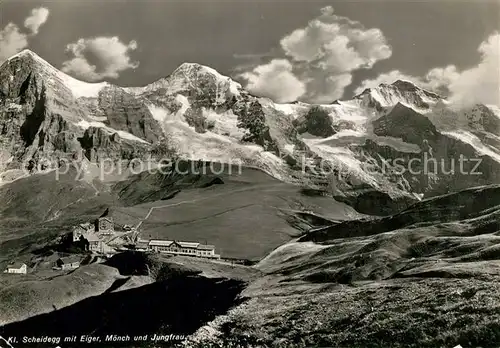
[1,0,499,105]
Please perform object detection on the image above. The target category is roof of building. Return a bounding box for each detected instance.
[197,244,215,251]
[81,233,100,242]
[149,240,174,247]
[136,240,148,246]
[59,256,81,264]
[178,242,200,249]
[148,239,215,250]
[7,262,26,269]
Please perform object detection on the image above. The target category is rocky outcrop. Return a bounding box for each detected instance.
[373,103,439,145]
[300,184,500,243]
[293,105,356,138]
[78,127,150,163]
[97,86,163,143]
[0,54,85,173]
[0,51,157,181]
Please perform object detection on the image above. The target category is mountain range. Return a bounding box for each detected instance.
[2,50,500,216]
[1,49,500,347]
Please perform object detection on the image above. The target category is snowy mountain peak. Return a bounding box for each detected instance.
[2,49,109,99]
[390,79,420,91]
[4,49,53,71]
[170,62,242,92]
[355,80,442,112]
[7,48,37,61]
[131,61,242,98]
[173,62,220,75]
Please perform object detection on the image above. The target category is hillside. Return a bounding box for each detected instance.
[0,160,361,268]
[2,185,500,347]
[183,184,500,348]
[112,163,361,260]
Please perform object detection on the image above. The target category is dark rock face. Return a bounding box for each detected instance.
[466,104,500,135]
[0,274,245,344]
[0,51,87,122]
[78,127,150,162]
[0,52,158,178]
[294,106,337,138]
[0,55,84,172]
[364,104,500,198]
[373,103,439,145]
[112,160,228,206]
[97,86,162,143]
[19,83,47,147]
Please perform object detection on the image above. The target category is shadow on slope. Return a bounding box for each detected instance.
[0,274,246,347]
[0,264,121,326]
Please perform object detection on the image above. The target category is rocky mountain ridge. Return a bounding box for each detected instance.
[1,50,500,214]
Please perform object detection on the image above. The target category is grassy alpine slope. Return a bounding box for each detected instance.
[184,184,500,348]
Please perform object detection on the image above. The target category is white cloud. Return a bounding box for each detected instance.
[24,7,50,35]
[305,73,352,102]
[0,24,29,63]
[355,32,500,107]
[239,6,392,103]
[61,36,139,81]
[354,70,431,95]
[447,32,499,107]
[353,66,461,96]
[0,7,49,63]
[424,65,460,92]
[240,59,306,103]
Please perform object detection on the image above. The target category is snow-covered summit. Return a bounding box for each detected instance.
[127,62,242,98]
[354,79,442,112]
[4,49,109,99]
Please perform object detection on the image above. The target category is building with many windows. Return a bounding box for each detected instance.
[147,240,220,259]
